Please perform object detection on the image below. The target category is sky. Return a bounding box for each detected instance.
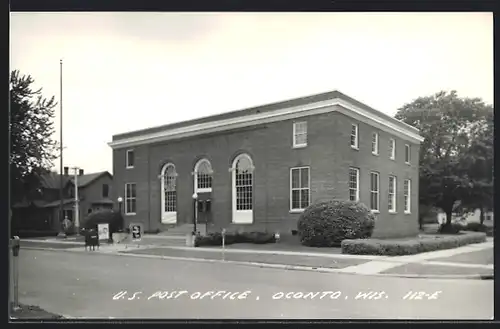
[10,12,493,175]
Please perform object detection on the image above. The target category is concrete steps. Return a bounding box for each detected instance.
[160,224,195,236]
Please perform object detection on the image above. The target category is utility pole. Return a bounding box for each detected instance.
[71,166,80,235]
[58,59,65,237]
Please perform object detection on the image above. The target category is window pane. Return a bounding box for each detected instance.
[300,189,310,208]
[131,183,136,197]
[351,125,357,146]
[295,133,307,145]
[300,168,309,188]
[371,192,378,210]
[292,190,301,209]
[291,169,300,189]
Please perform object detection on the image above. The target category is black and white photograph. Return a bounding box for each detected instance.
[9,11,493,320]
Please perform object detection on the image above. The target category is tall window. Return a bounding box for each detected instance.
[293,121,308,148]
[194,159,213,192]
[372,132,379,155]
[351,124,359,149]
[102,184,109,198]
[388,176,397,212]
[404,179,411,213]
[234,155,253,211]
[163,164,177,212]
[370,172,380,211]
[405,144,411,164]
[125,183,137,214]
[389,138,396,160]
[349,167,360,201]
[126,149,135,168]
[290,167,310,210]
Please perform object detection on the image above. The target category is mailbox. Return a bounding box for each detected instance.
[11,236,20,257]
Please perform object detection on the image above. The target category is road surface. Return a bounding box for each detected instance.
[18,249,493,319]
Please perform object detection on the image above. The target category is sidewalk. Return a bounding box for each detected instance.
[20,238,494,279]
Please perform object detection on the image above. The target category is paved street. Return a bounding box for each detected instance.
[18,249,493,319]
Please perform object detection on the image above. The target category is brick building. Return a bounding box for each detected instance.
[109,90,424,238]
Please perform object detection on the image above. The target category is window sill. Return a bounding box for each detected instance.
[405,162,411,166]
[404,211,411,215]
[293,144,307,149]
[388,211,397,214]
[372,152,379,156]
[289,209,305,214]
[371,210,380,214]
[126,166,135,169]
[389,158,395,161]
[125,213,136,216]
[351,146,359,151]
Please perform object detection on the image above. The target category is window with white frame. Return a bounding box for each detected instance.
[388,176,397,212]
[372,132,379,155]
[405,144,411,164]
[389,138,396,160]
[290,167,310,210]
[404,179,411,213]
[125,183,137,214]
[163,165,177,212]
[351,124,359,149]
[194,159,213,192]
[370,172,380,211]
[293,121,308,147]
[126,149,135,168]
[234,155,253,211]
[349,167,360,201]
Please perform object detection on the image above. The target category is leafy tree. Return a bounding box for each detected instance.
[10,70,58,204]
[395,91,493,228]
[459,108,494,223]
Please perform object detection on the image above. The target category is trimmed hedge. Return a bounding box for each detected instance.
[341,232,487,256]
[297,199,375,247]
[195,231,276,247]
[12,230,59,238]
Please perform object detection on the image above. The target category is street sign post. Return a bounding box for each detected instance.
[130,223,143,248]
[10,236,20,311]
[98,223,109,241]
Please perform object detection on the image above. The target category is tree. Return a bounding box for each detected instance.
[395,91,493,228]
[459,108,494,223]
[10,70,58,204]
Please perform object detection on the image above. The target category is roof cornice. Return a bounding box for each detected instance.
[109,97,424,149]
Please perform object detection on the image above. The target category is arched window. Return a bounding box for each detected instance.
[161,163,177,224]
[232,153,254,224]
[194,159,213,192]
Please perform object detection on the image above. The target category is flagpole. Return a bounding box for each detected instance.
[59,59,65,237]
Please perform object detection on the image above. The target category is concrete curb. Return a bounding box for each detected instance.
[22,246,493,280]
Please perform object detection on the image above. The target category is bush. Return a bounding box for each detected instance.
[438,223,464,234]
[12,230,59,238]
[297,199,375,247]
[464,222,488,232]
[341,232,487,256]
[194,231,276,247]
[82,210,124,235]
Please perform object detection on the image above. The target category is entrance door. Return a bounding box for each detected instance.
[161,163,177,224]
[194,159,213,231]
[232,154,254,224]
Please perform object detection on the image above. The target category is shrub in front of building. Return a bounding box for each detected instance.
[194,231,276,247]
[297,199,376,247]
[82,209,124,237]
[341,231,487,256]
